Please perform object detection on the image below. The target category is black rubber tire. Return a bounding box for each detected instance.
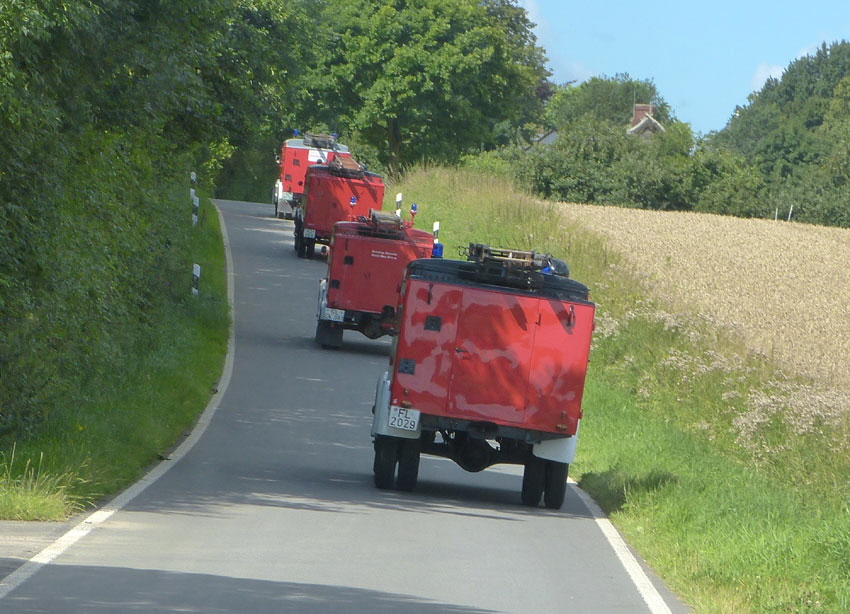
[305,239,316,259]
[293,218,302,253]
[396,438,420,492]
[521,455,546,506]
[543,461,569,510]
[315,320,343,349]
[373,436,398,489]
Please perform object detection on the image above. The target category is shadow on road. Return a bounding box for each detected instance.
[3,565,498,614]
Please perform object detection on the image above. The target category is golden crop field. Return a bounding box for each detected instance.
[556,203,850,394]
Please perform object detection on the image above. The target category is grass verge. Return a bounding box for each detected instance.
[0,194,229,520]
[389,165,848,613]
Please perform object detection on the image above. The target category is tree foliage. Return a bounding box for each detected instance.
[0,0,318,440]
[544,74,673,129]
[315,0,550,173]
[476,43,850,227]
[711,40,850,224]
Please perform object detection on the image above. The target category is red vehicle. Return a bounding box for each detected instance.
[294,157,384,259]
[315,208,437,348]
[370,245,595,509]
[272,133,351,219]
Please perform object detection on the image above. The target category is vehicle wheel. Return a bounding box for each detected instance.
[543,461,569,510]
[373,436,399,489]
[396,438,420,492]
[306,239,316,259]
[293,221,302,253]
[315,320,343,349]
[521,455,546,506]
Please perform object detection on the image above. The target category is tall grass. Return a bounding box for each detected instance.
[389,165,849,613]
[0,445,82,520]
[0,194,229,520]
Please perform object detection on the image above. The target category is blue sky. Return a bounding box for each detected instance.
[518,1,850,135]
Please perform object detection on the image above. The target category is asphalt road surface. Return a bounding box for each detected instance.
[0,200,691,613]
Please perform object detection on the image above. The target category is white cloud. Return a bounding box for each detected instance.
[750,63,784,92]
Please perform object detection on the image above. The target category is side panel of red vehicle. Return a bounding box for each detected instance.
[326,229,434,315]
[280,148,310,196]
[524,300,594,435]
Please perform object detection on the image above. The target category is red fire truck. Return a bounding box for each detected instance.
[294,157,385,259]
[272,133,351,219]
[315,208,437,349]
[370,245,595,509]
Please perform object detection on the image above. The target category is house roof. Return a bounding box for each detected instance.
[627,114,666,137]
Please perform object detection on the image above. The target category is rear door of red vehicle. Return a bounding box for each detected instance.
[447,288,537,426]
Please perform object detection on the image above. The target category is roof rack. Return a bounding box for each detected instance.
[326,155,365,178]
[465,243,569,289]
[369,210,403,231]
[467,245,551,268]
[303,133,336,149]
[349,210,406,239]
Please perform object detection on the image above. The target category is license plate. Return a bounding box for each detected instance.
[388,406,420,431]
[303,228,316,238]
[322,307,345,322]
[282,192,293,200]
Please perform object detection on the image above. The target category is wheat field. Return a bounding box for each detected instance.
[556,203,850,393]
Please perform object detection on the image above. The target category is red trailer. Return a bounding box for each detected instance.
[294,157,385,258]
[315,209,436,348]
[272,133,351,219]
[370,245,595,509]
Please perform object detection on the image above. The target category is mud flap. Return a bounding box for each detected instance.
[532,422,579,464]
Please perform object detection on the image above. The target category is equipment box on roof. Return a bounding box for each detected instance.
[370,245,595,509]
[316,210,435,348]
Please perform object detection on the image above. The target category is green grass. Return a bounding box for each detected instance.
[388,165,850,613]
[0,194,229,520]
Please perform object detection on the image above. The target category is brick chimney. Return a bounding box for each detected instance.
[631,103,654,127]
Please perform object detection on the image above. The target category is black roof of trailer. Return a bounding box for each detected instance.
[406,258,591,304]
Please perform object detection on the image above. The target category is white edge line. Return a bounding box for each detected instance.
[0,202,236,600]
[569,480,674,614]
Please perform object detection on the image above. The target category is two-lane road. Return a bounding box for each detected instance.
[0,200,690,613]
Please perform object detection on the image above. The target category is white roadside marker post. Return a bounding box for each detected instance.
[192,264,201,296]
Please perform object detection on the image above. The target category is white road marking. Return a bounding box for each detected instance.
[571,481,674,614]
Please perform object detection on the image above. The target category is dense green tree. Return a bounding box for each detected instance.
[0,0,321,438]
[543,74,673,130]
[710,40,850,226]
[690,146,769,217]
[315,0,550,173]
